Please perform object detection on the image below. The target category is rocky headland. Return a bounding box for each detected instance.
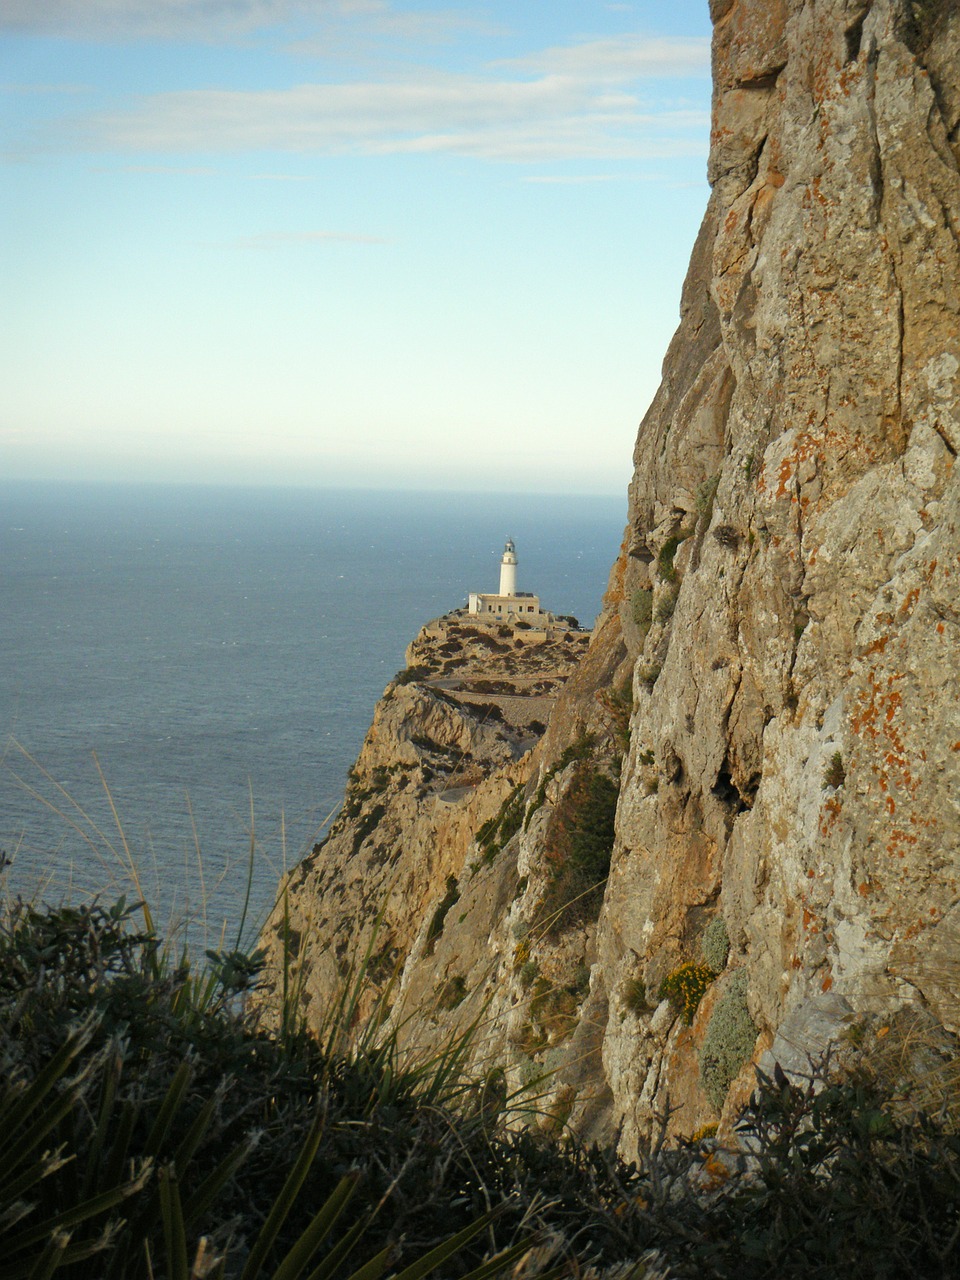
[261,0,960,1159]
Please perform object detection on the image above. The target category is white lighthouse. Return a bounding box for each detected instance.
[498,538,517,597]
[467,538,554,623]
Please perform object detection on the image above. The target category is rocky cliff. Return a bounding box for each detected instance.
[261,0,960,1156]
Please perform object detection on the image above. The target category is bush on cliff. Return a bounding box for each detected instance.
[539,762,619,937]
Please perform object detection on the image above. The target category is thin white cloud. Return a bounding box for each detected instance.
[0,0,479,42]
[0,0,315,38]
[42,47,709,164]
[232,229,390,246]
[503,35,710,80]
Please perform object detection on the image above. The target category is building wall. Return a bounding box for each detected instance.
[468,592,548,620]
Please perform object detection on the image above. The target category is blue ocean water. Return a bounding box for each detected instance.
[1,480,624,939]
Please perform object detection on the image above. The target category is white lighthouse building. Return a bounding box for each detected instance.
[498,538,517,597]
[467,539,554,623]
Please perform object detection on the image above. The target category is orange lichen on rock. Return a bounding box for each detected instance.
[819,794,843,835]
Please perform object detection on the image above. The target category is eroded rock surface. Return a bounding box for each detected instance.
[601,0,960,1151]
[263,0,960,1156]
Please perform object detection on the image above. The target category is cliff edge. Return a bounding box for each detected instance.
[262,0,960,1155]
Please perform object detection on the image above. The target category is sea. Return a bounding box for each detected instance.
[0,480,624,946]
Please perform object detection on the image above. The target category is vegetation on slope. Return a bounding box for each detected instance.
[2,881,960,1279]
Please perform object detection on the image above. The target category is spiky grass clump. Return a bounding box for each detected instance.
[0,894,559,1279]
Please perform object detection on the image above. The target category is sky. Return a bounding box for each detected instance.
[1,1,713,495]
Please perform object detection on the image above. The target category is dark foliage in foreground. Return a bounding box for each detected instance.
[2,896,960,1279]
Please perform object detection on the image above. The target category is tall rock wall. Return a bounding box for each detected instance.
[603,0,960,1146]
[262,0,960,1156]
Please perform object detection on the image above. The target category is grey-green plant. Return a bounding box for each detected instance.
[631,587,653,630]
[700,917,730,974]
[571,962,591,998]
[655,587,679,625]
[699,969,757,1111]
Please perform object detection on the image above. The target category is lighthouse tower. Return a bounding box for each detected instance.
[499,538,517,597]
[467,538,551,621]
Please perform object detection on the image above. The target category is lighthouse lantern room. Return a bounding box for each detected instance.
[499,538,517,597]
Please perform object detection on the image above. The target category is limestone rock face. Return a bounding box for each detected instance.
[264,0,959,1156]
[602,0,960,1149]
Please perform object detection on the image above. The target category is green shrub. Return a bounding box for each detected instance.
[824,750,846,789]
[631,587,653,630]
[351,802,387,853]
[571,962,592,998]
[475,784,526,860]
[523,735,596,831]
[425,874,460,955]
[657,530,692,583]
[0,898,531,1278]
[707,1062,960,1277]
[658,961,715,1025]
[655,586,679,624]
[597,676,633,752]
[539,764,619,937]
[623,976,650,1015]
[699,969,756,1110]
[5,888,960,1279]
[530,978,580,1046]
[700,917,730,973]
[713,524,739,550]
[370,764,391,791]
[637,664,662,688]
